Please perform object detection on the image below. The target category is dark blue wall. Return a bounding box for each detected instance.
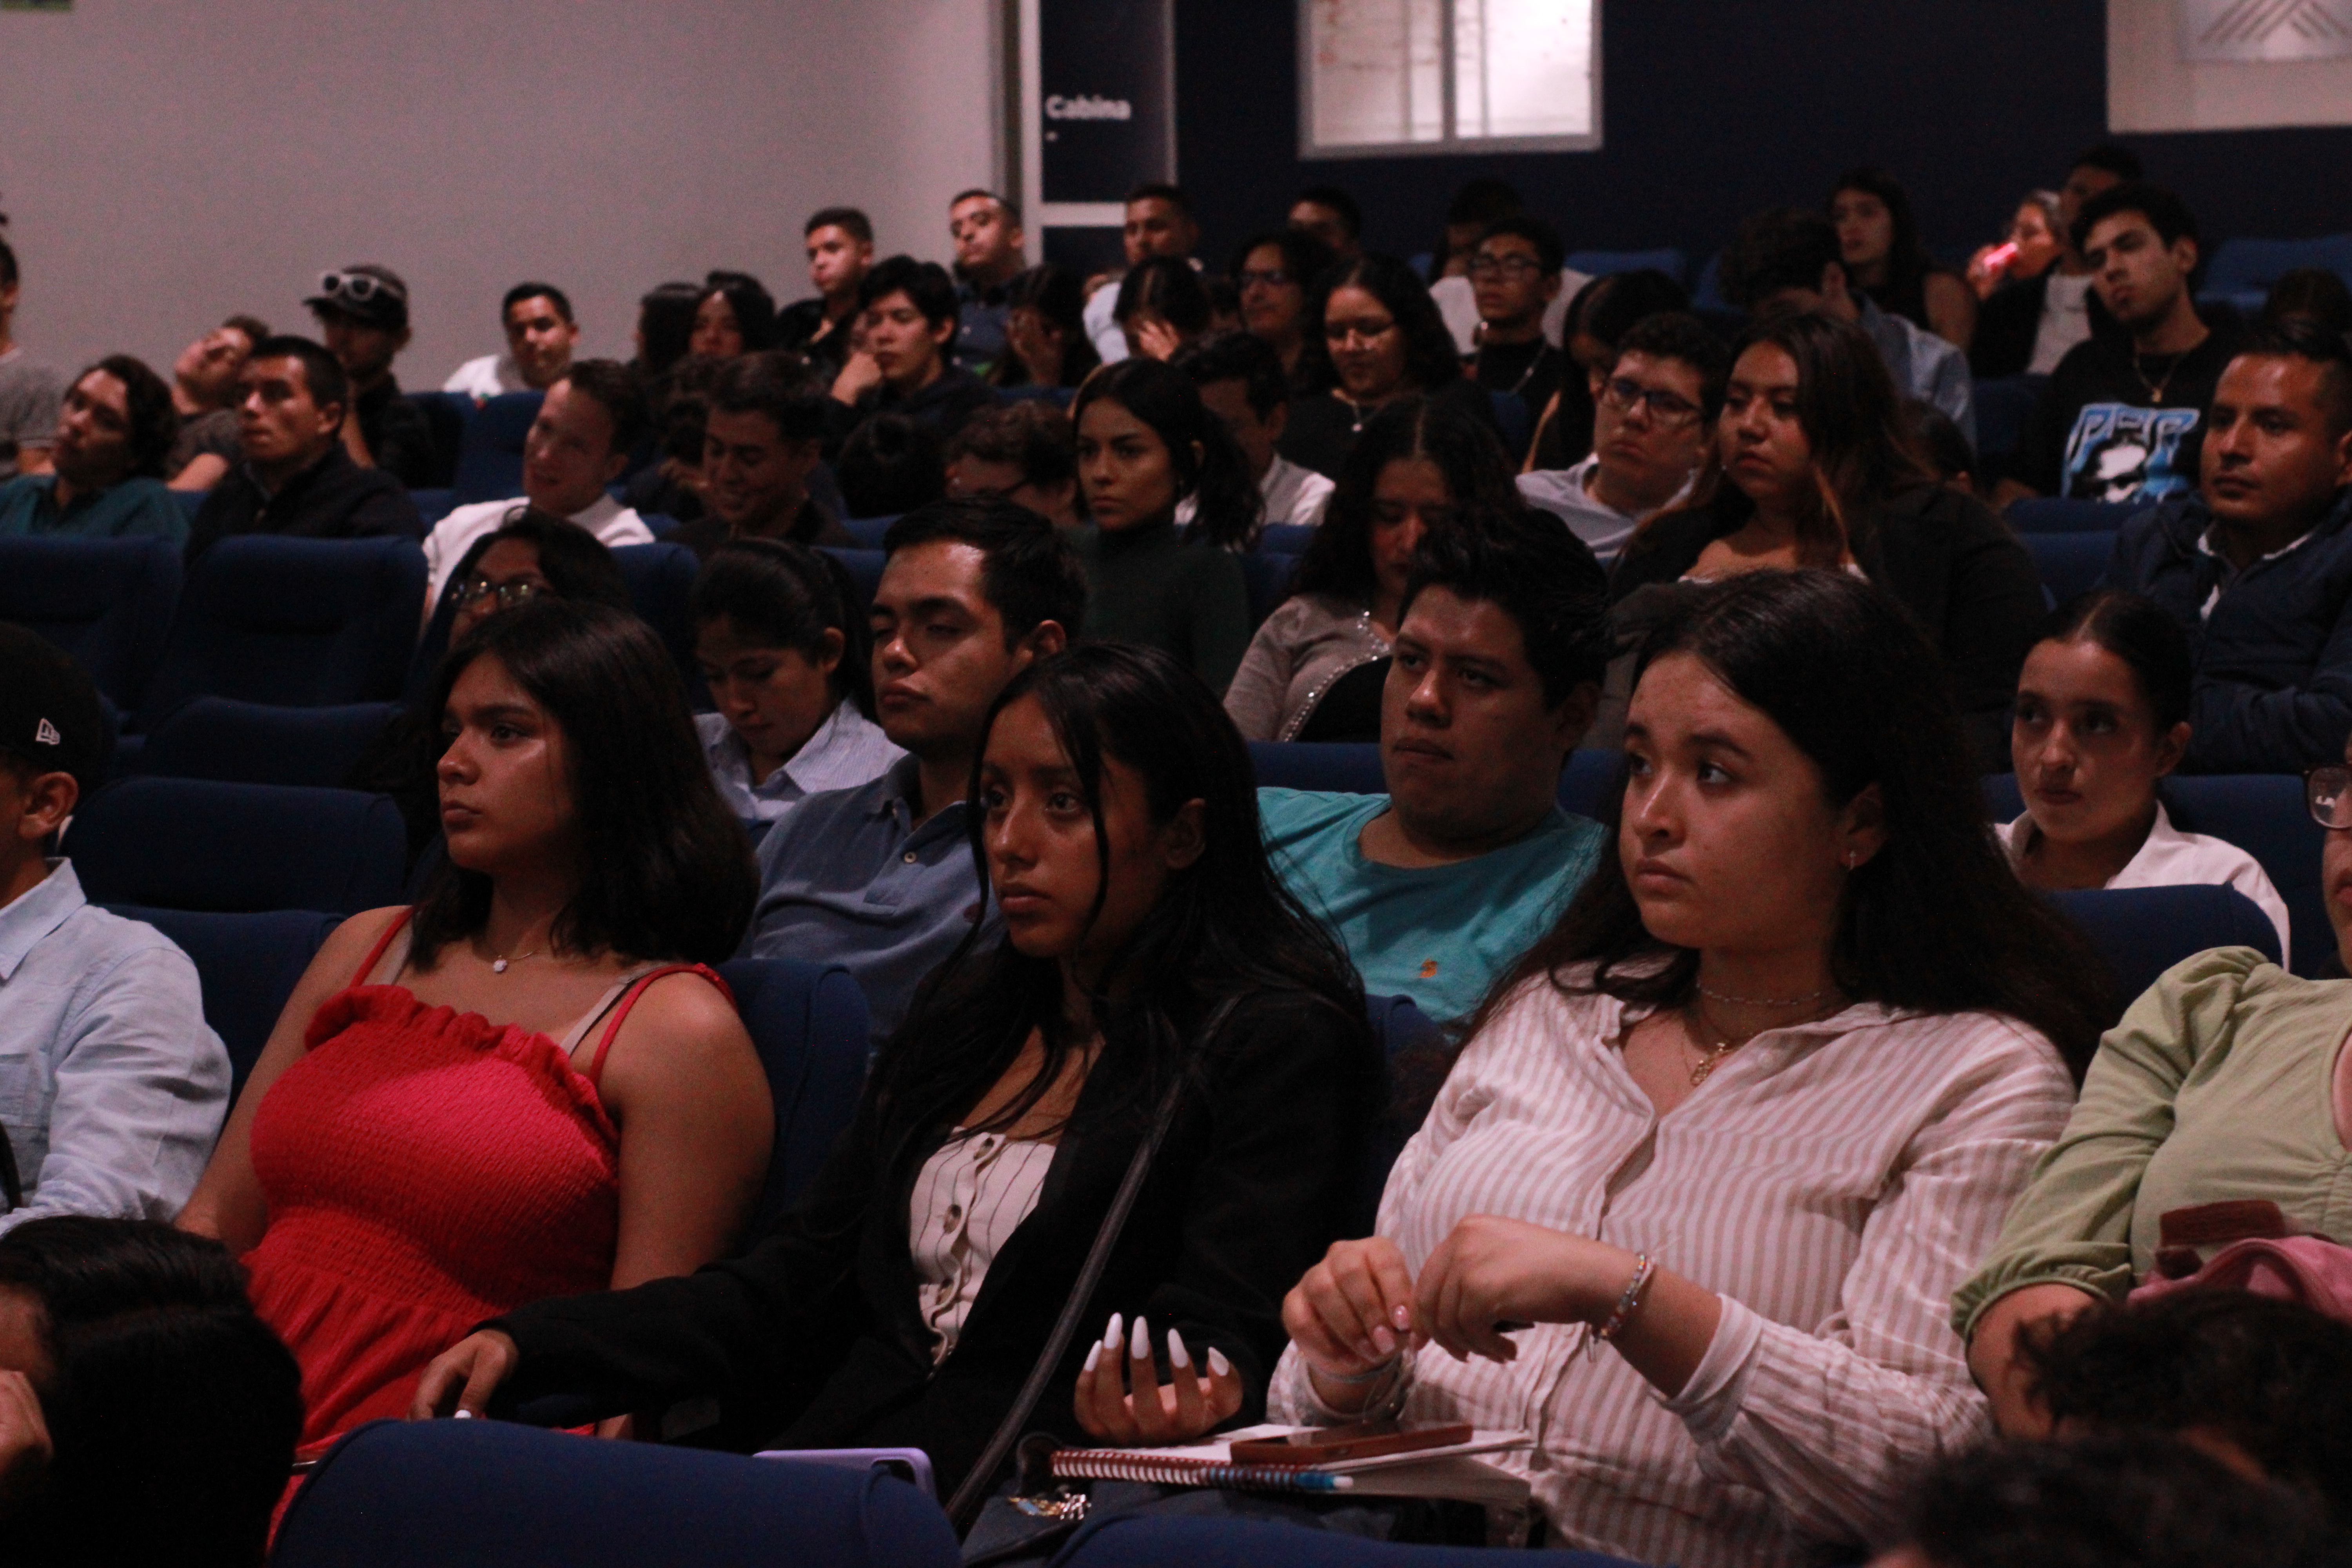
[1174,1,2352,274]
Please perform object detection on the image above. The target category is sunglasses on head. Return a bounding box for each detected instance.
[318,270,399,306]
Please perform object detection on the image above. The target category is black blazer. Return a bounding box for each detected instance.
[1609,485,2044,771]
[491,988,1377,1496]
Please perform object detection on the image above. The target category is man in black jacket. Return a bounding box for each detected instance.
[184,336,420,561]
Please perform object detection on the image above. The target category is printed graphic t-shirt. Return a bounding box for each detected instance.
[2017,326,2245,506]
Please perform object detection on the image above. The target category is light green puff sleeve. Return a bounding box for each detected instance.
[1950,946,2269,1339]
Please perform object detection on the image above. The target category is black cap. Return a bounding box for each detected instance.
[0,625,108,798]
[305,263,411,331]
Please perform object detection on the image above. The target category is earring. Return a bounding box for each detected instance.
[1842,850,1859,870]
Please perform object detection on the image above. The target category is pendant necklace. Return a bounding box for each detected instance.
[2133,350,2184,406]
[491,949,536,975]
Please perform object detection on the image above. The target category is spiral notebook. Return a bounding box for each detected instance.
[1049,1424,1533,1505]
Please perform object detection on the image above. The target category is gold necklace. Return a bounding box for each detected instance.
[491,948,537,975]
[1683,992,1838,1086]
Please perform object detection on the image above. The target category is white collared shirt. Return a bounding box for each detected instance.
[441,351,528,401]
[1178,452,1336,537]
[695,702,905,826]
[2002,803,2292,967]
[421,492,656,621]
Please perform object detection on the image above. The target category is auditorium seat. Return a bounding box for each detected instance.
[104,905,341,1098]
[69,778,406,916]
[1559,746,1619,819]
[1239,551,1300,628]
[1054,1515,1633,1568]
[2022,530,2112,607]
[609,542,701,682]
[2006,498,2150,534]
[1690,252,1732,313]
[408,487,458,527]
[450,390,544,504]
[135,536,426,728]
[0,535,181,710]
[1972,375,2044,473]
[993,383,1076,409]
[272,1418,961,1568]
[137,696,398,789]
[1257,522,1317,555]
[822,546,886,613]
[1566,247,1689,287]
[716,957,871,1229]
[2050,884,2281,1021]
[843,513,898,549]
[1250,741,1622,817]
[1488,388,1533,456]
[2197,233,2352,319]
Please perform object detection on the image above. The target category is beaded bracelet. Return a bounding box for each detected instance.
[1591,1252,1657,1352]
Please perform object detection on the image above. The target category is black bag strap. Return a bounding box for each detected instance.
[943,997,1239,1531]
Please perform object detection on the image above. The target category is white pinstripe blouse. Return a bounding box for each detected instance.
[1268,970,2076,1568]
[908,1129,1058,1365]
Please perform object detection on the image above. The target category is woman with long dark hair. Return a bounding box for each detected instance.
[414,643,1379,1512]
[1281,254,1499,477]
[180,601,770,1453]
[1829,167,1975,350]
[1225,394,1525,743]
[688,271,779,360]
[1278,569,2101,1568]
[1069,358,1255,692]
[991,265,1101,390]
[1114,256,1214,362]
[1610,309,2043,769]
[1229,228,1339,385]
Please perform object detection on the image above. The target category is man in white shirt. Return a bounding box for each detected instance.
[1083,183,1199,365]
[443,283,580,402]
[419,359,651,622]
[1174,329,1335,530]
[1518,314,1726,563]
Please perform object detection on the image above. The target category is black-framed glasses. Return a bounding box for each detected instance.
[1467,254,1545,279]
[2308,765,2352,829]
[455,576,551,613]
[1597,376,1703,429]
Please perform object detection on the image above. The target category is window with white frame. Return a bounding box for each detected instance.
[1300,0,1599,156]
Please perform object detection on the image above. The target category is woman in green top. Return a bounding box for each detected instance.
[1956,745,2352,1434]
[1070,358,1254,695]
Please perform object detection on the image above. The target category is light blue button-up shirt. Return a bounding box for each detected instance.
[695,701,906,827]
[0,860,229,1232]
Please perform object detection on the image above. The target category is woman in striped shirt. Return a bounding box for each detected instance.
[1275,570,2107,1568]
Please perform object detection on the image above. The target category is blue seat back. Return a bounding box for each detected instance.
[1257,522,1317,556]
[1690,252,1732,311]
[992,383,1076,408]
[0,536,182,710]
[138,697,398,789]
[843,514,899,549]
[1249,741,1622,818]
[408,487,458,527]
[2023,530,2113,607]
[1357,993,1444,1231]
[716,958,872,1229]
[450,391,544,504]
[608,542,701,683]
[1559,747,1619,819]
[1974,375,2045,469]
[1566,247,1688,286]
[139,536,426,726]
[105,904,339,1098]
[272,1418,960,1568]
[69,778,407,916]
[1486,388,1532,456]
[2007,498,2151,534]
[2049,884,2281,1018]
[1238,551,1299,629]
[2200,234,2352,318]
[1057,1515,1630,1568]
[821,546,887,613]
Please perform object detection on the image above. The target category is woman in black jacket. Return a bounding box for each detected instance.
[411,643,1378,1504]
[1610,310,2043,770]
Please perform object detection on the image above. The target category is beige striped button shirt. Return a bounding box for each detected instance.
[1269,971,2075,1568]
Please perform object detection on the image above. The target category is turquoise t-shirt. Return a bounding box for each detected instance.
[1258,786,1608,1024]
[0,474,186,544]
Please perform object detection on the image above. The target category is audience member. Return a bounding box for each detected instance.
[621,351,723,525]
[948,189,1026,376]
[1611,310,2042,768]
[1173,329,1335,530]
[1829,166,1976,350]
[1113,255,1213,362]
[419,360,654,617]
[1261,511,1609,1024]
[689,270,779,359]
[691,539,899,826]
[632,280,705,383]
[0,1217,303,1568]
[1906,398,1979,492]
[990,264,1100,391]
[1466,216,1570,458]
[1284,254,1498,478]
[1719,207,1977,443]
[943,401,1081,528]
[1289,185,1364,261]
[1972,144,2140,381]
[1276,568,2103,1568]
[2003,590,2291,956]
[2004,183,2244,507]
[730,499,1082,1045]
[163,314,269,491]
[178,600,769,1452]
[1964,189,2063,299]
[0,357,184,543]
[1426,177,1522,282]
[419,642,1379,1503]
[777,209,875,372]
[305,263,436,486]
[184,335,421,560]
[1230,228,1339,386]
[669,351,850,557]
[442,281,580,401]
[836,410,946,518]
[1227,396,1519,744]
[829,256,993,443]
[0,227,62,483]
[1527,268,1693,472]
[2107,321,2352,772]
[1519,312,1726,563]
[1084,183,1201,364]
[1071,358,1254,690]
[0,629,229,1233]
[2263,266,2352,334]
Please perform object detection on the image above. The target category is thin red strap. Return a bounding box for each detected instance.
[584,963,735,1088]
[350,908,415,989]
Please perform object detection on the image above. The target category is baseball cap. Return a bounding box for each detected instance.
[0,625,109,799]
[306,263,411,331]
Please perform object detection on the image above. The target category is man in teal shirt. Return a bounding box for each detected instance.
[1261,512,1609,1024]
[0,355,185,544]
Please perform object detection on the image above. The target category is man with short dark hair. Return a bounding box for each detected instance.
[1721,207,1976,441]
[443,282,580,401]
[777,207,875,372]
[304,263,437,486]
[1519,312,1726,562]
[1172,329,1334,528]
[164,314,270,491]
[739,498,1085,1042]
[184,335,421,560]
[948,189,1027,377]
[1468,215,1570,439]
[2004,183,2245,510]
[1971,144,2140,381]
[828,256,993,445]
[671,351,851,557]
[1259,511,1610,1024]
[1085,183,1200,364]
[942,401,1080,528]
[2109,321,2352,772]
[1290,186,1364,261]
[0,357,185,543]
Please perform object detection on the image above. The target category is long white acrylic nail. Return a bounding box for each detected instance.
[1105,1312,1123,1352]
[1131,1314,1150,1358]
[1083,1341,1101,1373]
[1168,1328,1191,1370]
[453,1408,475,1420]
[1207,1347,1231,1378]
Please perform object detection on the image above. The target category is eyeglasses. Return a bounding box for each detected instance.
[2308,765,2352,829]
[317,270,403,306]
[1237,268,1292,290]
[455,576,551,612]
[1325,316,1397,345]
[1467,254,1545,279]
[1597,376,1704,429]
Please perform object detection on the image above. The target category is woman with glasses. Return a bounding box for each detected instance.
[1609,310,2042,770]
[1279,254,1501,480]
[1958,737,2352,1439]
[1228,229,1338,387]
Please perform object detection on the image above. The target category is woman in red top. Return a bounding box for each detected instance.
[178,600,771,1450]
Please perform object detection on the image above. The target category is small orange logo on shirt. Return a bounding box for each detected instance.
[1419,959,1439,978]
